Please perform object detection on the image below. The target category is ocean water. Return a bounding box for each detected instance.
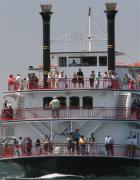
[0,162,140,180]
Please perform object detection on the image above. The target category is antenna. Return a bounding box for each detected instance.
[88,7,91,52]
[88,7,92,52]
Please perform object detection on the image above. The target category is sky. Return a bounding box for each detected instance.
[0,0,140,109]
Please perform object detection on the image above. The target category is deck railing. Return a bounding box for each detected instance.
[1,143,140,159]
[1,107,140,121]
[8,78,140,91]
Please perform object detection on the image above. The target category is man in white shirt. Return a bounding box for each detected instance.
[105,134,114,156]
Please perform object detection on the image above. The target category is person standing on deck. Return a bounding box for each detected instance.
[8,74,15,91]
[79,135,86,155]
[15,74,23,90]
[105,135,114,156]
[72,73,77,88]
[89,71,95,88]
[103,71,108,89]
[95,71,102,88]
[32,73,38,89]
[18,137,24,156]
[88,133,96,155]
[35,138,41,154]
[49,96,60,118]
[122,73,129,89]
[125,136,132,157]
[58,71,66,89]
[3,100,8,109]
[74,129,81,154]
[77,68,84,88]
[13,137,20,156]
[136,72,140,89]
[131,135,137,157]
[67,132,75,154]
[131,99,138,118]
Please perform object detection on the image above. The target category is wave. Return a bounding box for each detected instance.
[39,173,83,179]
[2,174,140,180]
[7,173,84,179]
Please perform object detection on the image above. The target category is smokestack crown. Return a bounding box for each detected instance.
[40,4,52,13]
[105,2,117,11]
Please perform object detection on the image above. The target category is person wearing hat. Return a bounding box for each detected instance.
[49,96,60,118]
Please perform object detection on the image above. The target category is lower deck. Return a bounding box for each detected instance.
[1,142,140,159]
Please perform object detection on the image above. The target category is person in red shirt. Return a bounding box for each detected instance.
[8,75,15,91]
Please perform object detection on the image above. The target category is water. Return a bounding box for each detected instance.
[0,162,140,180]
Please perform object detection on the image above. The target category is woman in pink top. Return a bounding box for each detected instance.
[8,75,15,91]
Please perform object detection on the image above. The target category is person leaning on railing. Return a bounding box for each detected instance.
[49,96,60,118]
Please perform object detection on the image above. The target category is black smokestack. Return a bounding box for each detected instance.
[104,3,118,71]
[40,5,53,85]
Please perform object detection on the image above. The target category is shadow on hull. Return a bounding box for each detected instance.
[0,156,140,178]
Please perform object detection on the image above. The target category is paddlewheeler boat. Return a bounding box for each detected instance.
[0,3,140,178]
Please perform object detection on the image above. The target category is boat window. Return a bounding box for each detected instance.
[43,97,53,108]
[81,56,97,66]
[99,56,107,66]
[69,57,80,66]
[69,96,79,108]
[69,56,97,66]
[83,96,93,109]
[59,57,67,67]
[58,97,66,108]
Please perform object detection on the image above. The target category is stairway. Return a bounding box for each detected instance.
[28,122,47,138]
[28,121,61,140]
[117,94,128,107]
[79,121,104,138]
[15,94,25,119]
[116,93,130,119]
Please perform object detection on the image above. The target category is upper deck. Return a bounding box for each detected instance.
[7,51,140,92]
[4,51,140,122]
